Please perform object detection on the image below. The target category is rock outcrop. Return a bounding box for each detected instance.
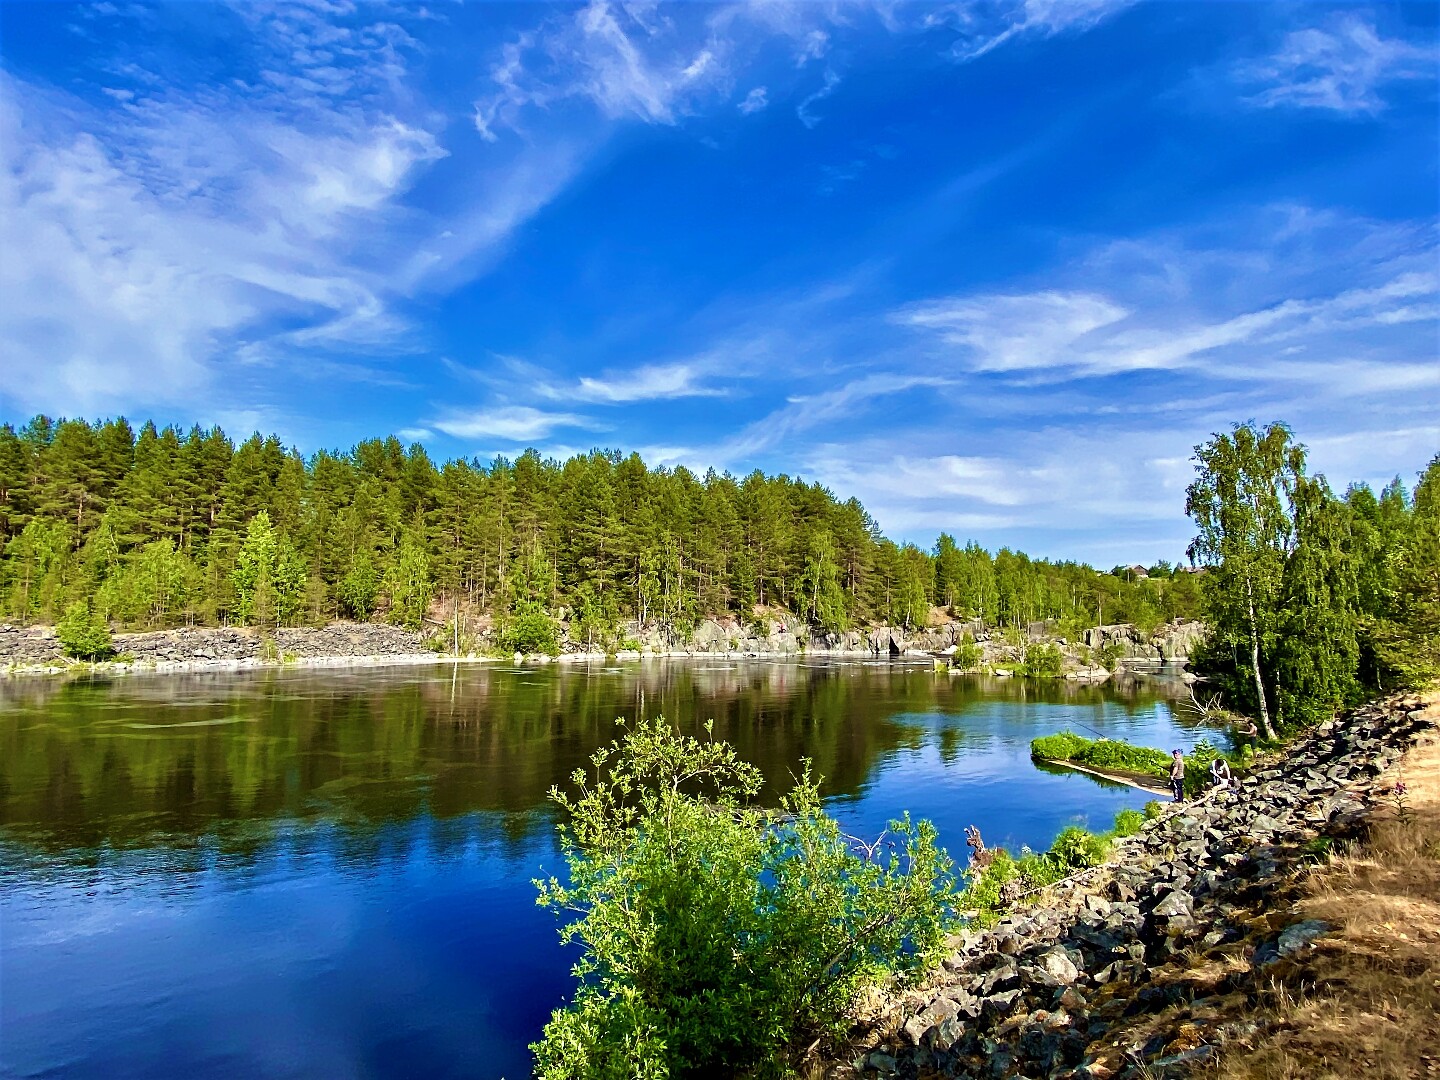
[842,692,1435,1080]
[2,615,1205,675]
[0,622,430,669]
[1081,622,1206,663]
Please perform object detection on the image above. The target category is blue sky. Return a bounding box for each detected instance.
[1,1,1436,564]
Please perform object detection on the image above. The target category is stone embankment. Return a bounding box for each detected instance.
[0,622,432,672]
[591,618,1204,669]
[842,692,1436,1080]
[1,616,1203,677]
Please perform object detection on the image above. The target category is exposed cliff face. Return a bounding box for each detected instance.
[597,618,1205,682]
[1081,622,1207,663]
[1,616,1205,673]
[834,692,1436,1080]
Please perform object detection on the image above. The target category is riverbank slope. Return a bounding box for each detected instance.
[833,689,1438,1080]
[0,617,1203,678]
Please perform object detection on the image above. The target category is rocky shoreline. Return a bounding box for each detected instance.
[0,617,1203,679]
[0,622,446,676]
[838,691,1437,1080]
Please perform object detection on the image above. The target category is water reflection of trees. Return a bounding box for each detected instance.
[0,662,1181,868]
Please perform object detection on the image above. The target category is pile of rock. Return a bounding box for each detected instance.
[0,624,60,663]
[848,693,1435,1080]
[0,622,431,668]
[274,623,427,659]
[120,627,261,663]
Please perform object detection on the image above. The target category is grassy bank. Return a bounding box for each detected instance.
[1208,701,1440,1079]
[1030,730,1240,795]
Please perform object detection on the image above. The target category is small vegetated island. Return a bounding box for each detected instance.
[2,417,1437,1077]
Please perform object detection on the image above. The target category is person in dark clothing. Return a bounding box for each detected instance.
[1170,749,1186,802]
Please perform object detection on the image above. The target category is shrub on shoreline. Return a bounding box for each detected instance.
[533,717,958,1078]
[960,802,1157,924]
[56,602,114,661]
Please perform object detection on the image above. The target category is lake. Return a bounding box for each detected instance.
[0,659,1212,1080]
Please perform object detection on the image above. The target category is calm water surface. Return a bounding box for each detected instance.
[0,660,1212,1080]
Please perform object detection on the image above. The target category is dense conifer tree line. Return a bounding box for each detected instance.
[0,415,1197,639]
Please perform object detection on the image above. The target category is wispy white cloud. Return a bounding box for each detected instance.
[571,363,727,403]
[0,2,581,419]
[949,0,1136,63]
[738,86,769,114]
[485,351,740,406]
[473,0,731,141]
[794,28,830,67]
[471,0,1139,142]
[430,405,600,442]
[801,427,1198,562]
[897,215,1439,381]
[897,291,1129,372]
[719,372,953,461]
[5,0,658,425]
[796,68,841,129]
[0,66,431,413]
[1237,14,1438,115]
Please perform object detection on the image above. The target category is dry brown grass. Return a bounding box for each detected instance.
[1211,696,1440,1080]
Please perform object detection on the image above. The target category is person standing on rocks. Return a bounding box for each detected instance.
[1170,749,1186,802]
[1209,756,1232,789]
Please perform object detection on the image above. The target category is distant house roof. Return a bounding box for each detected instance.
[1126,564,1149,578]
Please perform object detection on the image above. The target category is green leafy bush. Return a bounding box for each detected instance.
[951,632,984,671]
[1079,740,1172,775]
[1013,850,1067,891]
[1030,732,1090,761]
[501,609,561,655]
[56,601,115,660]
[1097,641,1126,671]
[1020,642,1065,678]
[960,849,1019,919]
[532,717,957,1079]
[1143,799,1165,820]
[1111,807,1146,837]
[1047,825,1109,870]
[960,824,1111,924]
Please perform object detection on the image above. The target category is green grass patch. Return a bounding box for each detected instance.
[1031,731,1233,796]
[1030,731,1172,778]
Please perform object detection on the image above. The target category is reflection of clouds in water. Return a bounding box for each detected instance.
[0,661,1193,866]
[122,716,257,729]
[9,900,168,948]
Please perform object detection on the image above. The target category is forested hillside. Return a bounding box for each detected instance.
[1,415,1200,640]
